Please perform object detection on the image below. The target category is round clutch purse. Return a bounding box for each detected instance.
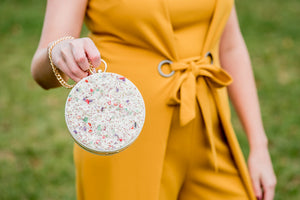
[65,60,146,155]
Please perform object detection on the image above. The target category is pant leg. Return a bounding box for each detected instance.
[159,106,193,200]
[180,100,249,200]
[159,102,250,200]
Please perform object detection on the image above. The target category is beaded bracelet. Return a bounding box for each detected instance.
[47,36,75,89]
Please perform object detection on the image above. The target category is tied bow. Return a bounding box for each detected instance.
[166,55,233,170]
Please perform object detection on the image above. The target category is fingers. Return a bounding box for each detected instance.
[84,38,101,68]
[71,45,90,71]
[250,173,263,200]
[59,44,88,82]
[63,52,88,82]
[248,149,277,200]
[262,175,277,200]
[56,60,87,83]
[70,37,101,70]
[51,37,101,82]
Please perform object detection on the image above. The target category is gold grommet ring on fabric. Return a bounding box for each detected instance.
[158,52,214,78]
[205,51,214,64]
[158,59,174,78]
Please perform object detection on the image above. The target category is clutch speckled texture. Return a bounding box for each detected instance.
[65,72,145,155]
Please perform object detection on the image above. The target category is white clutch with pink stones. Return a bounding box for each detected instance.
[65,67,145,155]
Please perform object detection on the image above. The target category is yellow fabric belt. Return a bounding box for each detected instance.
[165,55,233,171]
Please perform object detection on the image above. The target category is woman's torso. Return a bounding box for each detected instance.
[85,0,216,60]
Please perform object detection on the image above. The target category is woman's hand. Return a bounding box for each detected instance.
[50,37,101,83]
[248,145,277,200]
[31,0,92,89]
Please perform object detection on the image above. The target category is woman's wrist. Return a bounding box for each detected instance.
[247,129,269,150]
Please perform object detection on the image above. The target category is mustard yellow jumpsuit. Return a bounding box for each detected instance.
[73,0,256,199]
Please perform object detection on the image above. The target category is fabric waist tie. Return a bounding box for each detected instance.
[163,54,233,171]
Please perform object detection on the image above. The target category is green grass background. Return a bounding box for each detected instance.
[0,0,299,199]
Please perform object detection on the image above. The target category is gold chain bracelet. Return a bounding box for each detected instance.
[47,36,75,89]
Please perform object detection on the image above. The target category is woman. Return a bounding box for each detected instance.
[31,0,276,199]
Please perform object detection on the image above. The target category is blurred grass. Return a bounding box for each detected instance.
[0,0,299,199]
